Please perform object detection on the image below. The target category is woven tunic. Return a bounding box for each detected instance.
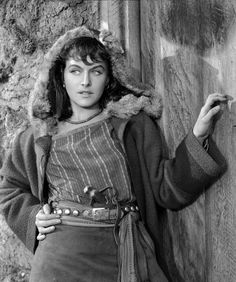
[47,118,134,205]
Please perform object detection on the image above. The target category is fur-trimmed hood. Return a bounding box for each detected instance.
[28,26,162,138]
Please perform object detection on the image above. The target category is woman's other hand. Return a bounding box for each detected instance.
[193,93,230,139]
[35,203,61,241]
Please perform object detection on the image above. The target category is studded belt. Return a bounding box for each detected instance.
[51,200,139,227]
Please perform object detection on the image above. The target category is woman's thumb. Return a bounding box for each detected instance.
[43,203,51,214]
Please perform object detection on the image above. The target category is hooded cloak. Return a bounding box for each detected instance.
[28,25,162,138]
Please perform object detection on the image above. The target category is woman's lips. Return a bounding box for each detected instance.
[78,91,93,98]
[78,91,93,94]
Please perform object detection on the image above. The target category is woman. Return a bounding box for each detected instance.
[0,26,227,282]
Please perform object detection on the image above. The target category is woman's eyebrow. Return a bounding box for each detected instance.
[66,64,82,70]
[67,64,105,69]
[90,64,105,70]
[68,64,82,68]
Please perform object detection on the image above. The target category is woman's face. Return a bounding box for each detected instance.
[63,56,109,112]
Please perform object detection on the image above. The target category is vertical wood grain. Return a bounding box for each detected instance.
[99,0,141,81]
[123,0,141,81]
[99,0,236,281]
[141,0,207,281]
[204,20,236,281]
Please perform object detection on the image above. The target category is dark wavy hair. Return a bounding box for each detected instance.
[47,36,131,121]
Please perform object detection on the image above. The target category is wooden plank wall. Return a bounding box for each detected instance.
[99,0,141,81]
[205,15,236,281]
[140,2,206,281]
[99,1,236,281]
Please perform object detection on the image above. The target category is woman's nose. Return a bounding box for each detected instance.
[81,71,91,87]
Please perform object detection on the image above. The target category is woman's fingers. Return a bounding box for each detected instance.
[35,213,61,226]
[193,93,230,138]
[36,211,60,221]
[38,225,56,234]
[36,215,60,240]
[35,205,61,240]
[37,233,46,241]
[35,217,61,227]
[36,207,60,219]
[200,93,228,116]
[35,209,61,227]
[42,203,51,214]
[202,105,221,123]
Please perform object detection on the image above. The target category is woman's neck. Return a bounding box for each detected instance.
[70,108,101,122]
[57,109,106,135]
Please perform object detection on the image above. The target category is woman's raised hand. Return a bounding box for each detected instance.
[193,93,229,139]
[35,203,61,241]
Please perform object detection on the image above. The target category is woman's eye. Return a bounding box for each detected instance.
[70,69,81,74]
[92,69,103,75]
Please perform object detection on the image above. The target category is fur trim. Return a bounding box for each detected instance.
[104,92,162,119]
[28,26,162,137]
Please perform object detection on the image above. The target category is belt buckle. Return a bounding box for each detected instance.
[92,207,107,221]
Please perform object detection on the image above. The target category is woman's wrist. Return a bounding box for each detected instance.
[193,131,209,151]
[196,135,208,145]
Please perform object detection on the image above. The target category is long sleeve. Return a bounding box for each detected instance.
[124,112,226,211]
[0,129,41,253]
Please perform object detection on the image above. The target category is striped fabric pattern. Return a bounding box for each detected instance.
[47,119,134,205]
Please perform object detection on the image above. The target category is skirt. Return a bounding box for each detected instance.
[29,225,118,282]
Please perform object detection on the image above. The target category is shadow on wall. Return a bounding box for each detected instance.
[157,0,236,149]
[158,0,236,54]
